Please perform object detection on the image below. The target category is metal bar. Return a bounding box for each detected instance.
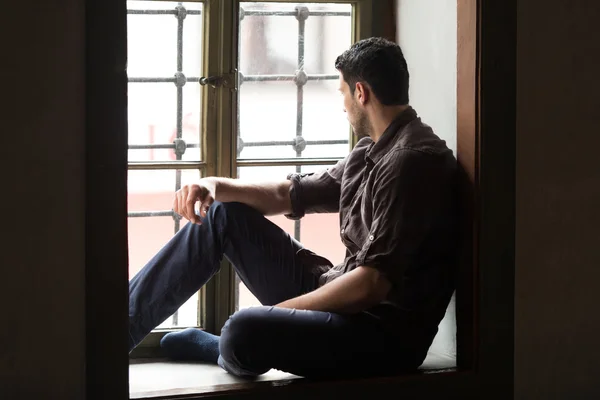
[174,2,185,238]
[243,11,350,17]
[243,74,295,82]
[241,74,337,82]
[127,9,202,16]
[242,139,348,147]
[128,210,176,218]
[307,74,339,81]
[128,77,201,83]
[129,74,333,84]
[171,3,188,327]
[294,8,308,241]
[236,157,341,167]
[128,143,200,150]
[127,161,206,170]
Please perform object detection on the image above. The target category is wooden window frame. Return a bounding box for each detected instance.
[84,0,516,398]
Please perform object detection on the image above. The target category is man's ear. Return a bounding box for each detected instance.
[355,82,369,105]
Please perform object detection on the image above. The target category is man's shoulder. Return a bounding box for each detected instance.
[395,117,451,156]
[380,140,456,178]
[343,136,372,167]
[354,136,374,151]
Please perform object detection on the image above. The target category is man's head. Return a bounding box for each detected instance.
[335,37,409,137]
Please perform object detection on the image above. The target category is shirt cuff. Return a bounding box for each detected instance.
[284,172,306,220]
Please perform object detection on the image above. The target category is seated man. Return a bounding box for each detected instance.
[129,37,458,379]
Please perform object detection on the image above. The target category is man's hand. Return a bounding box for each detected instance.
[173,178,216,225]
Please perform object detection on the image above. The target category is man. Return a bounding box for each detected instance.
[129,37,458,379]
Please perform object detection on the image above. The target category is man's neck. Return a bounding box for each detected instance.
[368,105,410,143]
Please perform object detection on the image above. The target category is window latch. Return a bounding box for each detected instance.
[199,73,237,89]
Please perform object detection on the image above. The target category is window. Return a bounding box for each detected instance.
[127,0,370,351]
[127,1,205,331]
[235,2,353,309]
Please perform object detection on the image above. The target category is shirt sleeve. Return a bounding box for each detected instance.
[284,158,346,220]
[355,149,456,284]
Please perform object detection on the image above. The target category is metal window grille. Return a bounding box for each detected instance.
[127,2,352,319]
[127,3,203,326]
[237,4,351,240]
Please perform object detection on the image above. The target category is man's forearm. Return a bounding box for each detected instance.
[206,177,292,216]
[276,266,391,314]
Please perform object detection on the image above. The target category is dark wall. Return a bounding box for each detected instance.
[515,1,600,398]
[0,1,86,399]
[2,0,600,399]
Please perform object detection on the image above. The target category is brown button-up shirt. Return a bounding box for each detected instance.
[287,107,458,349]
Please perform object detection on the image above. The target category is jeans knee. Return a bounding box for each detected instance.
[204,201,255,231]
[219,307,263,356]
[219,307,271,376]
[206,201,249,217]
[197,201,230,244]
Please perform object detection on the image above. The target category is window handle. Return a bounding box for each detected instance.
[199,73,236,89]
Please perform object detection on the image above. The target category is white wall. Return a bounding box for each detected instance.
[396,0,458,359]
[396,0,457,155]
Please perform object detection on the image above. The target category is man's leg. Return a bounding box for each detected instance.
[217,306,421,378]
[129,201,321,351]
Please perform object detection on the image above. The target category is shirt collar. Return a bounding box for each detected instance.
[365,106,418,165]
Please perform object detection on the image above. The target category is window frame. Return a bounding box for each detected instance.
[85,0,516,397]
[126,0,210,357]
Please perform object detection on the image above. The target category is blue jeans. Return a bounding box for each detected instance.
[129,202,416,378]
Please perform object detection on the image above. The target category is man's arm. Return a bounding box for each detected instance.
[209,177,292,216]
[173,177,292,224]
[276,266,391,314]
[175,151,351,224]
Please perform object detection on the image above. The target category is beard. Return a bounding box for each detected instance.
[349,105,370,139]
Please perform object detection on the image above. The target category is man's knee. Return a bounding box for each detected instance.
[219,307,269,356]
[219,307,272,376]
[204,201,259,230]
[206,201,256,219]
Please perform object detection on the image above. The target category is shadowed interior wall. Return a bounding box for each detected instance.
[0,1,86,399]
[515,0,600,398]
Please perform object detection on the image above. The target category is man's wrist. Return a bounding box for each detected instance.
[202,177,220,200]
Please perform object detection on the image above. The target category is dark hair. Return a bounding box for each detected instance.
[335,37,409,106]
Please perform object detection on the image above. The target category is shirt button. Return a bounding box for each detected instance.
[369,235,374,241]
